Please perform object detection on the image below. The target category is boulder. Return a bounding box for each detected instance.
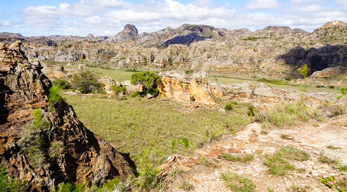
[310,66,347,78]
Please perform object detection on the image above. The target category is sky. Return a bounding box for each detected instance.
[0,0,346,36]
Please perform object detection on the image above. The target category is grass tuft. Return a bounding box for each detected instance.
[264,147,309,176]
[221,172,256,192]
[222,153,254,163]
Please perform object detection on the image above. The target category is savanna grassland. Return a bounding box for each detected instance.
[64,94,251,166]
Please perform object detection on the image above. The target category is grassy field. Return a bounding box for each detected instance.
[65,65,135,82]
[63,94,251,166]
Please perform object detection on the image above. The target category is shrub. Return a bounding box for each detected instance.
[225,103,234,111]
[131,71,162,97]
[112,85,127,95]
[71,71,103,93]
[247,106,258,118]
[53,79,71,89]
[136,148,162,190]
[299,64,309,79]
[49,86,63,106]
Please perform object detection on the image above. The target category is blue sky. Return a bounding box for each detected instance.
[0,0,346,36]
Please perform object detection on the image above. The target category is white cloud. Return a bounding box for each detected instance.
[2,21,11,26]
[59,3,70,9]
[11,0,347,36]
[246,0,280,10]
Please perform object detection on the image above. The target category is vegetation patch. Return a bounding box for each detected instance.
[112,84,127,95]
[131,71,162,97]
[53,79,71,89]
[49,86,63,107]
[222,153,254,163]
[221,172,256,192]
[71,70,104,93]
[264,147,309,176]
[337,160,347,172]
[280,134,294,140]
[261,101,321,127]
[64,94,250,166]
[257,78,289,85]
[0,166,25,192]
[318,155,335,164]
[178,181,195,191]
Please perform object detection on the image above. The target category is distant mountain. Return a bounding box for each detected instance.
[0,21,346,77]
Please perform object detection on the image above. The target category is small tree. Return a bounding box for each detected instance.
[71,71,103,93]
[131,71,162,97]
[299,64,309,79]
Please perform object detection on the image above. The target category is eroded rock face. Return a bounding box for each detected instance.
[0,41,134,191]
[108,24,138,43]
[159,72,217,105]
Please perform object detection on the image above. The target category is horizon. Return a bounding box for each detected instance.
[0,0,346,36]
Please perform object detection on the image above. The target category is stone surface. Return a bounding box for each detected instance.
[160,116,347,192]
[0,41,134,191]
[1,21,344,79]
[311,66,347,78]
[159,72,216,105]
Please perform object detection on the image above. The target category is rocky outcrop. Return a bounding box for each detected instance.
[280,44,347,73]
[311,66,347,78]
[228,82,335,110]
[159,72,218,105]
[108,24,138,43]
[0,41,134,191]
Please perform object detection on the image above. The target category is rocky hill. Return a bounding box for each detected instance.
[0,21,346,78]
[0,41,135,190]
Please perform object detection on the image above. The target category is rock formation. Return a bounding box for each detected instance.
[0,41,134,191]
[0,21,346,78]
[108,24,138,43]
[159,72,217,105]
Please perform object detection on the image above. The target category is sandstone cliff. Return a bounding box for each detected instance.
[0,41,134,191]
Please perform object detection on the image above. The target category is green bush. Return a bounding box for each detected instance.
[136,148,162,190]
[299,64,309,79]
[71,71,104,93]
[49,86,63,106]
[112,85,127,95]
[131,71,162,97]
[53,79,71,89]
[225,102,237,111]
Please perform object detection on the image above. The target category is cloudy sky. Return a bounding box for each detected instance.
[0,0,346,36]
